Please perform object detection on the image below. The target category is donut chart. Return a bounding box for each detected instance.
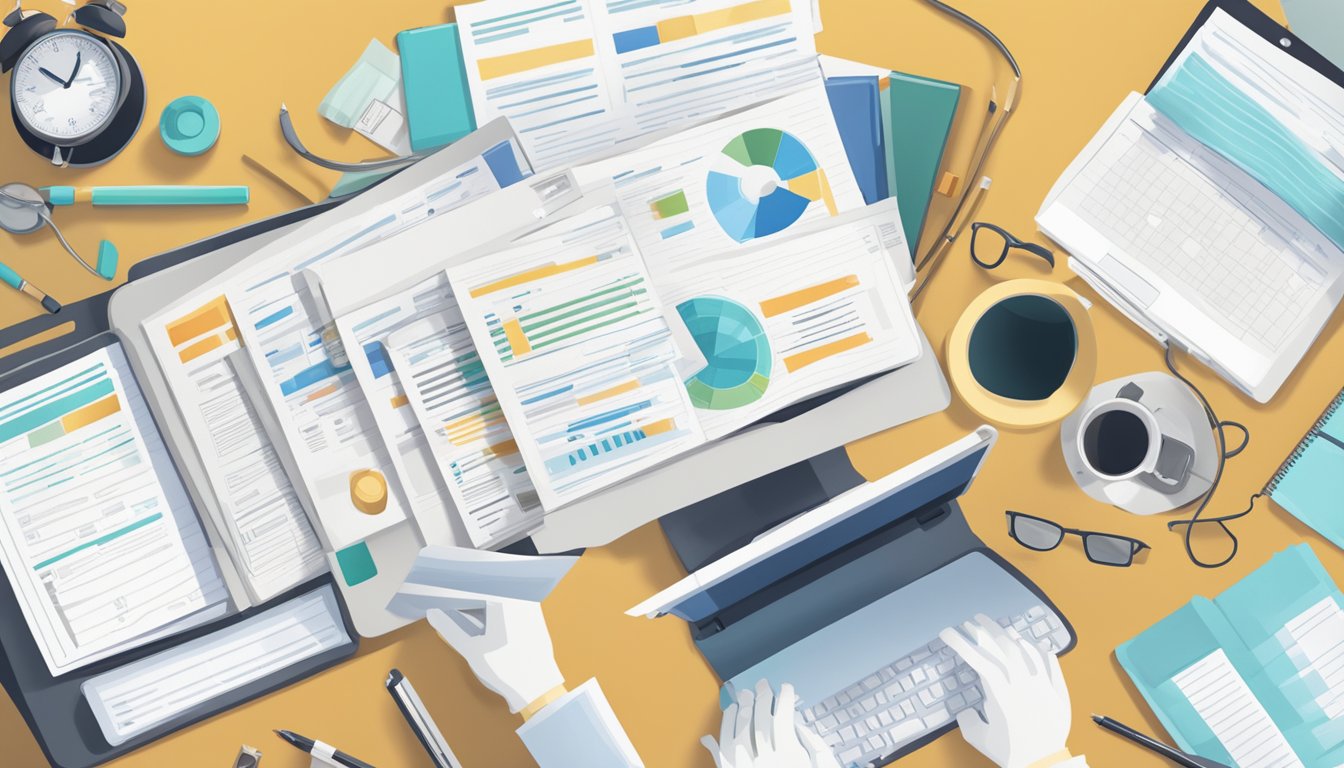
[677,297,771,411]
[705,128,834,243]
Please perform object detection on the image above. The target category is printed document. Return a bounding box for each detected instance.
[443,201,918,509]
[1173,649,1305,768]
[222,138,530,550]
[144,294,326,602]
[387,300,543,549]
[0,344,229,675]
[83,585,349,746]
[456,0,820,170]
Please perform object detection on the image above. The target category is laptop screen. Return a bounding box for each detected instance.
[629,428,996,623]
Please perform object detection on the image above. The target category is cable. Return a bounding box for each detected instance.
[279,104,423,173]
[922,0,1021,77]
[1162,344,1252,569]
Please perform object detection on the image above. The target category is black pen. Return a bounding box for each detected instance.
[275,729,377,768]
[1092,714,1230,768]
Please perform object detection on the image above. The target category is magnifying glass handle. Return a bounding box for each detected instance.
[43,186,250,206]
[0,263,61,314]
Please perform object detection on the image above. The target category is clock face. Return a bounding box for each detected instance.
[11,30,121,144]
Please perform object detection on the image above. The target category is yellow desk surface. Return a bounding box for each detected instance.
[3,1,1343,766]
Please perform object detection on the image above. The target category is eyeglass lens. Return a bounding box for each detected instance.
[1083,535,1137,566]
[1009,514,1064,551]
[971,224,1011,268]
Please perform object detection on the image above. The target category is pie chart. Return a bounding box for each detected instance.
[706,128,834,243]
[677,296,771,411]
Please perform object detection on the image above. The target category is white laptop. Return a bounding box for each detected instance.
[1036,7,1344,403]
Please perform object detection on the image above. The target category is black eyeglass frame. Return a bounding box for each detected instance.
[971,222,1056,270]
[1005,510,1150,567]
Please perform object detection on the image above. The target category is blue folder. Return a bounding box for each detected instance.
[825,76,887,205]
[1117,544,1344,766]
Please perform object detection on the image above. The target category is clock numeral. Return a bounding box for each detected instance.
[68,117,77,127]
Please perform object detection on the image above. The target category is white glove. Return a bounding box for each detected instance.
[700,680,841,768]
[939,614,1073,768]
[427,598,565,714]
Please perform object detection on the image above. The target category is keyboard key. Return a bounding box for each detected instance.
[946,693,966,711]
[835,692,851,706]
[911,650,932,664]
[929,638,946,653]
[839,747,863,764]
[844,684,865,700]
[879,668,896,682]
[824,730,845,748]
[1031,621,1051,639]
[924,705,951,727]
[1026,605,1045,620]
[865,735,886,752]
[801,708,815,723]
[945,677,959,691]
[839,725,857,742]
[964,686,982,704]
[848,705,864,720]
[878,711,894,726]
[863,675,881,690]
[888,719,925,745]
[901,700,915,716]
[896,657,913,671]
[936,660,955,675]
[929,681,945,698]
[875,691,888,705]
[911,668,927,684]
[861,698,879,713]
[886,681,906,699]
[818,715,839,732]
[864,716,881,731]
[958,669,976,685]
[918,689,937,707]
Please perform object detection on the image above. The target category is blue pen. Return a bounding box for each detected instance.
[41,185,249,206]
[0,262,61,313]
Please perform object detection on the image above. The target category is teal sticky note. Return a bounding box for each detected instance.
[1274,441,1344,549]
[336,541,378,587]
[398,24,476,152]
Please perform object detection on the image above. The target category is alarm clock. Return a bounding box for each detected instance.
[1,1,144,167]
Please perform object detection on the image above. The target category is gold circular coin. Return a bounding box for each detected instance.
[349,469,388,515]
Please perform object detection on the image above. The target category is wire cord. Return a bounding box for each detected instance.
[1162,344,1252,568]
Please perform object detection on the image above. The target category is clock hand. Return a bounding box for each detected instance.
[63,51,82,88]
[38,66,66,86]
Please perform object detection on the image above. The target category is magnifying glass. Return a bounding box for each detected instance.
[0,182,117,280]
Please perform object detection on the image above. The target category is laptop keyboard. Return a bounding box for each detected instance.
[801,604,1068,768]
[1061,125,1327,351]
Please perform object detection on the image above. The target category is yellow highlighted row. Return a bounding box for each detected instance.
[760,274,860,318]
[389,394,410,410]
[178,334,224,365]
[477,38,596,81]
[783,332,872,372]
[470,255,599,298]
[61,394,121,433]
[166,295,234,347]
[485,439,520,458]
[576,378,639,406]
[304,383,339,402]
[640,417,675,437]
[656,0,790,44]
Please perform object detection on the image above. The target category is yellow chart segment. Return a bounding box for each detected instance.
[444,411,508,447]
[785,169,838,216]
[476,39,596,81]
[576,379,640,406]
[503,318,533,357]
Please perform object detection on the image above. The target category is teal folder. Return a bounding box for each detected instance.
[1116,545,1344,767]
[885,72,961,258]
[397,24,476,152]
[1264,388,1344,548]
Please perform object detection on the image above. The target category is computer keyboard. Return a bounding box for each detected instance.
[801,604,1069,768]
[1061,124,1327,351]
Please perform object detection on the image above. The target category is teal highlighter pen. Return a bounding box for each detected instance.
[0,262,61,313]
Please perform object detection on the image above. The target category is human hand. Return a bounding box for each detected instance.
[700,680,840,768]
[939,614,1072,768]
[426,598,565,714]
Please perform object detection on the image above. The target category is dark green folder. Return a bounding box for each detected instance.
[885,72,962,258]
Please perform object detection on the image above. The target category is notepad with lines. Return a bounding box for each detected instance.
[1265,387,1344,549]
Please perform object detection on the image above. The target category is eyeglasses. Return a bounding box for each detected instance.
[1006,511,1150,567]
[971,222,1054,270]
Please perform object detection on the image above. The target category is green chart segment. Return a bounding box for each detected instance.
[677,296,771,410]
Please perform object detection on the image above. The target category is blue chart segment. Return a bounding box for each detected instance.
[706,128,826,243]
[677,296,771,410]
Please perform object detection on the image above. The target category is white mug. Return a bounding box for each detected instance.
[1076,397,1162,482]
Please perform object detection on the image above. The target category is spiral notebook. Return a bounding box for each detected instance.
[1265,387,1344,548]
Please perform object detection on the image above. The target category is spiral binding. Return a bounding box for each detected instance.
[1264,387,1344,495]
